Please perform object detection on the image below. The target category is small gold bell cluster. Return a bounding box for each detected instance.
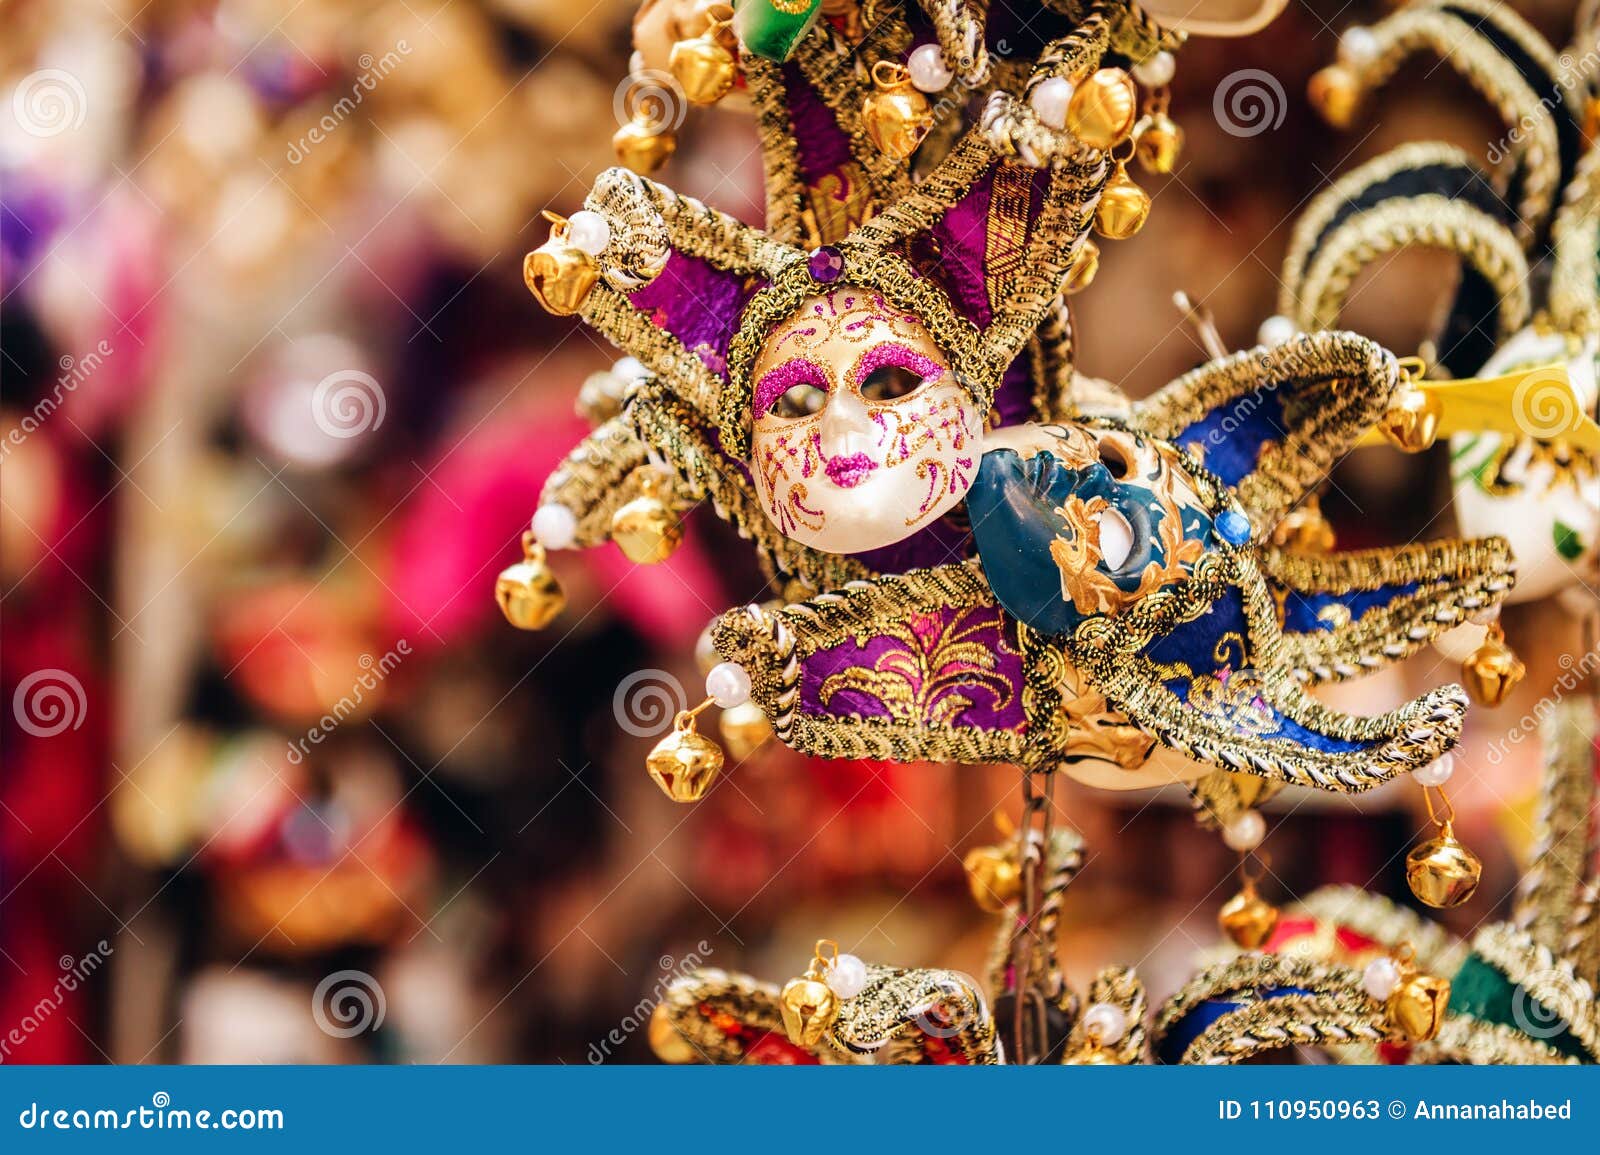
[1218,864,1280,950]
[778,939,868,1048]
[1307,25,1380,131]
[495,530,566,631]
[861,60,934,160]
[961,839,1022,913]
[1404,757,1483,909]
[614,3,739,174]
[611,467,683,565]
[1363,946,1450,1043]
[1462,621,1525,707]
[646,699,726,803]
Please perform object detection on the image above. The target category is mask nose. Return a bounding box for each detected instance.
[819,384,877,457]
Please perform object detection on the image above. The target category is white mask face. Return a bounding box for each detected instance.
[748,289,985,555]
[1452,329,1600,603]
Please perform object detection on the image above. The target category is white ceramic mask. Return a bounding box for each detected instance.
[1451,328,1600,607]
[748,288,985,554]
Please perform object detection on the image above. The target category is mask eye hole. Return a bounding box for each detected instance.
[768,383,827,419]
[1096,437,1131,480]
[859,364,926,402]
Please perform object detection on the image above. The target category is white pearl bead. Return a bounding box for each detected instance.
[1362,956,1401,1001]
[1222,809,1266,852]
[1095,508,1134,570]
[907,44,953,93]
[705,661,752,709]
[1081,1002,1128,1045]
[532,504,577,550]
[1257,314,1298,347]
[566,210,611,257]
[1338,26,1381,68]
[1029,77,1074,130]
[1413,753,1455,788]
[826,952,868,999]
[1131,50,1175,88]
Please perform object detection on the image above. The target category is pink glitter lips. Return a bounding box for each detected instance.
[824,452,877,488]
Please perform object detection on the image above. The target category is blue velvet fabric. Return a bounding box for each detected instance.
[1278,582,1420,635]
[1173,387,1288,487]
[1142,590,1374,755]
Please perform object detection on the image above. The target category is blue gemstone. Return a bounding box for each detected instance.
[1215,509,1251,546]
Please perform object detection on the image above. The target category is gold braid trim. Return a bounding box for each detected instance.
[1470,922,1600,1061]
[917,0,990,87]
[1548,144,1600,335]
[1189,770,1281,832]
[626,381,871,593]
[1063,965,1148,1064]
[1184,993,1394,1065]
[745,57,811,247]
[1261,538,1516,684]
[1334,0,1570,240]
[1514,694,1599,949]
[1413,1015,1581,1065]
[1132,331,1401,528]
[987,1,1113,165]
[711,564,1030,763]
[1278,143,1483,318]
[1567,881,1600,987]
[1112,2,1186,59]
[1155,955,1389,1063]
[832,964,1000,1063]
[1293,198,1530,340]
[536,415,651,548]
[791,20,913,202]
[984,827,1086,1007]
[1295,885,1465,976]
[658,967,859,1064]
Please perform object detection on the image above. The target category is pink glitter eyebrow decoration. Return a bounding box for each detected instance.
[852,342,946,390]
[753,358,830,417]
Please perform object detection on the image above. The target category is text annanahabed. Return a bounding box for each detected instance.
[1413,1099,1572,1120]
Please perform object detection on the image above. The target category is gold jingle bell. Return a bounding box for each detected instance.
[495,531,565,630]
[1133,111,1182,174]
[648,1002,698,1063]
[962,844,1022,913]
[611,469,682,564]
[1066,68,1138,151]
[1095,159,1151,240]
[523,212,598,317]
[646,706,725,802]
[1387,971,1451,1043]
[1218,883,1279,949]
[1406,821,1482,908]
[1062,238,1100,294]
[613,109,678,174]
[669,4,737,106]
[1379,382,1442,453]
[718,700,772,761]
[778,976,838,1048]
[1268,493,1336,553]
[861,60,933,160]
[1462,623,1524,707]
[1307,65,1361,130]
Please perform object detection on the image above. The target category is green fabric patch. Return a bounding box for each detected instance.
[1448,953,1590,1061]
[1553,520,1584,561]
[734,0,823,62]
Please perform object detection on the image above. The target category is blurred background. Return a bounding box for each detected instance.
[0,0,1588,1063]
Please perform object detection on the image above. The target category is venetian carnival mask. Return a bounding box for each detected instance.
[1451,329,1599,608]
[749,289,984,554]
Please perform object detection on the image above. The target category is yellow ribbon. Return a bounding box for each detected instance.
[1359,361,1600,451]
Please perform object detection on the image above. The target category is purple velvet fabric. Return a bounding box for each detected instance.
[849,513,974,572]
[784,61,853,188]
[797,604,1027,732]
[627,252,763,374]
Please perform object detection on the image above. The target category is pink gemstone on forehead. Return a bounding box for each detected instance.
[807,246,845,283]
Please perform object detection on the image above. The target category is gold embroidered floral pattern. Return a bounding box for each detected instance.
[819,610,1016,726]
